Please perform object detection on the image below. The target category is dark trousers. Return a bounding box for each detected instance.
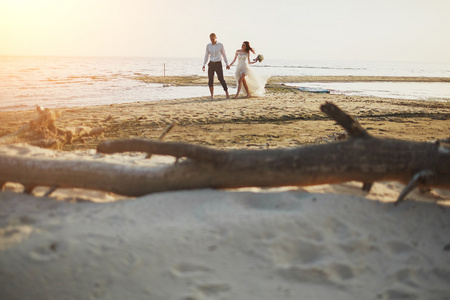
[208,61,228,91]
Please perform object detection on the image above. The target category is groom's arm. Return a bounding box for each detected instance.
[221,44,229,67]
[203,45,210,69]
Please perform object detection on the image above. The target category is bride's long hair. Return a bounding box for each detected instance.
[243,41,256,54]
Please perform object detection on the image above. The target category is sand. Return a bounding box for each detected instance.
[1,78,449,151]
[1,76,450,299]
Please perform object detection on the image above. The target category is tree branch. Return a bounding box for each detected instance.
[1,103,449,202]
[320,101,369,138]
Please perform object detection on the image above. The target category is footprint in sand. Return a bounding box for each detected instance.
[171,262,231,299]
[29,240,66,261]
[278,266,332,285]
[195,283,231,296]
[377,288,417,300]
[278,263,355,286]
[171,262,213,277]
[0,225,33,251]
[384,240,414,255]
[271,238,326,265]
[326,218,356,240]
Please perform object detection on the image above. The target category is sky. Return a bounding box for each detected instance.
[1,0,449,62]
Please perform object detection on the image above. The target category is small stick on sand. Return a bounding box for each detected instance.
[146,121,177,159]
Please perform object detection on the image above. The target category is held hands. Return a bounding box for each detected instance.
[202,65,231,71]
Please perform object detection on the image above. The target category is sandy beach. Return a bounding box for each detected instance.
[1,76,450,299]
[1,76,449,151]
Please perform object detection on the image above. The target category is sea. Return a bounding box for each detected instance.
[1,56,449,111]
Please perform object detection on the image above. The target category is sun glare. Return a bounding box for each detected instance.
[0,0,448,61]
[0,0,164,56]
[1,1,77,55]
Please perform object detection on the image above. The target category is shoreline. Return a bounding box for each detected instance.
[1,75,448,113]
[134,75,450,86]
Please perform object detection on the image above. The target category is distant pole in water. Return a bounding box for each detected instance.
[164,63,165,77]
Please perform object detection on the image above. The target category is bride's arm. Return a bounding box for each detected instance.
[248,55,256,65]
[229,51,238,66]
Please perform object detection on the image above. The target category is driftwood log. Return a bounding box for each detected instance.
[1,102,449,204]
[0,106,105,149]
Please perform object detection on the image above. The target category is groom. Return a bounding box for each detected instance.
[202,33,230,99]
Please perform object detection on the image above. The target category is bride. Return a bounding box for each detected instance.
[229,41,267,98]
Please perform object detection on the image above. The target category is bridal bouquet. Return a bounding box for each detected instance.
[254,54,264,63]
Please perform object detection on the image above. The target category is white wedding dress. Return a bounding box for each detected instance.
[235,52,268,97]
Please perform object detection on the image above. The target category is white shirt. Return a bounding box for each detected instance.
[203,42,229,67]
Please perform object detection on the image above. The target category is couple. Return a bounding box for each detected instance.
[202,33,267,99]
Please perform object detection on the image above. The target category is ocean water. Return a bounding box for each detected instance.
[0,56,449,111]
